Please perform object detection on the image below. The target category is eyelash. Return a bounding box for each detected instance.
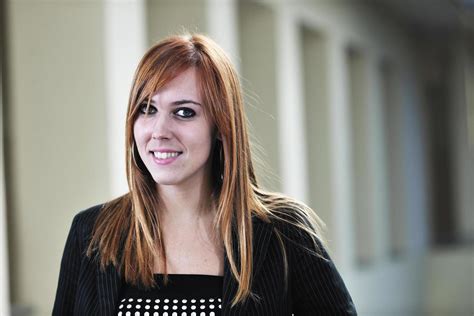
[138,104,196,119]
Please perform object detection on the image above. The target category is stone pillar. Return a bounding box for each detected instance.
[274,3,310,203]
[367,57,390,261]
[206,0,239,70]
[104,0,147,197]
[0,70,11,316]
[327,38,356,269]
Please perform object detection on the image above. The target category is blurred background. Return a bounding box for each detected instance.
[1,0,473,315]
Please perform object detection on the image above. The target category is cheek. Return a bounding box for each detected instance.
[133,120,146,139]
[187,126,213,148]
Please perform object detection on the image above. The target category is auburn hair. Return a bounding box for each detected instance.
[86,33,327,307]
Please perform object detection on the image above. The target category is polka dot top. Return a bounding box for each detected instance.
[116,274,223,316]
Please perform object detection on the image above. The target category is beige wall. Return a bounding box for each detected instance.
[6,2,109,315]
[147,0,207,45]
[424,247,474,315]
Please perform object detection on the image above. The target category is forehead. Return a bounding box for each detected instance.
[150,67,201,102]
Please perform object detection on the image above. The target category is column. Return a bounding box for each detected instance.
[274,3,310,203]
[104,0,147,196]
[206,0,240,70]
[327,38,356,270]
[0,69,11,316]
[367,57,390,261]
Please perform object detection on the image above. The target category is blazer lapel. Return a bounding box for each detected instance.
[251,216,274,276]
[96,263,123,316]
[94,216,274,315]
[222,216,274,313]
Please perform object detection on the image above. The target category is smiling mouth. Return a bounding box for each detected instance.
[150,151,183,160]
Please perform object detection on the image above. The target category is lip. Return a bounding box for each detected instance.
[151,152,182,165]
[149,148,183,153]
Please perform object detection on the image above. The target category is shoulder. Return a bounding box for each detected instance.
[69,203,105,243]
[72,203,104,227]
[271,208,325,248]
[253,207,328,260]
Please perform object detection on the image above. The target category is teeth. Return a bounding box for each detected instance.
[153,151,180,160]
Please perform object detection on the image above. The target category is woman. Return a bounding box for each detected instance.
[53,33,357,315]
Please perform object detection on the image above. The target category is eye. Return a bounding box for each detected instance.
[175,107,196,119]
[138,103,157,115]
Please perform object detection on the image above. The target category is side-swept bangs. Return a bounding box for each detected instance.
[127,38,202,121]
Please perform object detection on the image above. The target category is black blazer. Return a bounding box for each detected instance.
[53,203,357,315]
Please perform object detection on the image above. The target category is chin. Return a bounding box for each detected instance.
[151,176,182,186]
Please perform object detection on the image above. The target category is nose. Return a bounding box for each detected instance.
[151,114,173,140]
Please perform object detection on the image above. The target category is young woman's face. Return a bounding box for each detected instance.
[133,67,215,189]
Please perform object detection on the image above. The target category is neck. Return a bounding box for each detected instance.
[156,176,216,225]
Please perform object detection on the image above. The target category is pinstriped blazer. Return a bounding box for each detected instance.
[52,203,357,315]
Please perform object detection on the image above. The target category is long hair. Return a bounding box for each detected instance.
[86,33,327,307]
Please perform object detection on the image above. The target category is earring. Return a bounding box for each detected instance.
[219,143,224,181]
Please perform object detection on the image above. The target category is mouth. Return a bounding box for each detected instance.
[149,151,183,161]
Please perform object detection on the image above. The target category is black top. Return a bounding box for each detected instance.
[117,274,223,316]
[53,204,358,315]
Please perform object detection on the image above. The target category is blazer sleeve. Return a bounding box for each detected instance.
[52,214,82,315]
[288,226,357,315]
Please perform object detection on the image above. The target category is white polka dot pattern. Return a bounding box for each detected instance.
[118,297,222,316]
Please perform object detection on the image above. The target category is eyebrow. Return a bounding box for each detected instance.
[173,99,201,106]
[146,99,202,107]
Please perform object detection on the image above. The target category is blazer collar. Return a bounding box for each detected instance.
[96,215,274,315]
